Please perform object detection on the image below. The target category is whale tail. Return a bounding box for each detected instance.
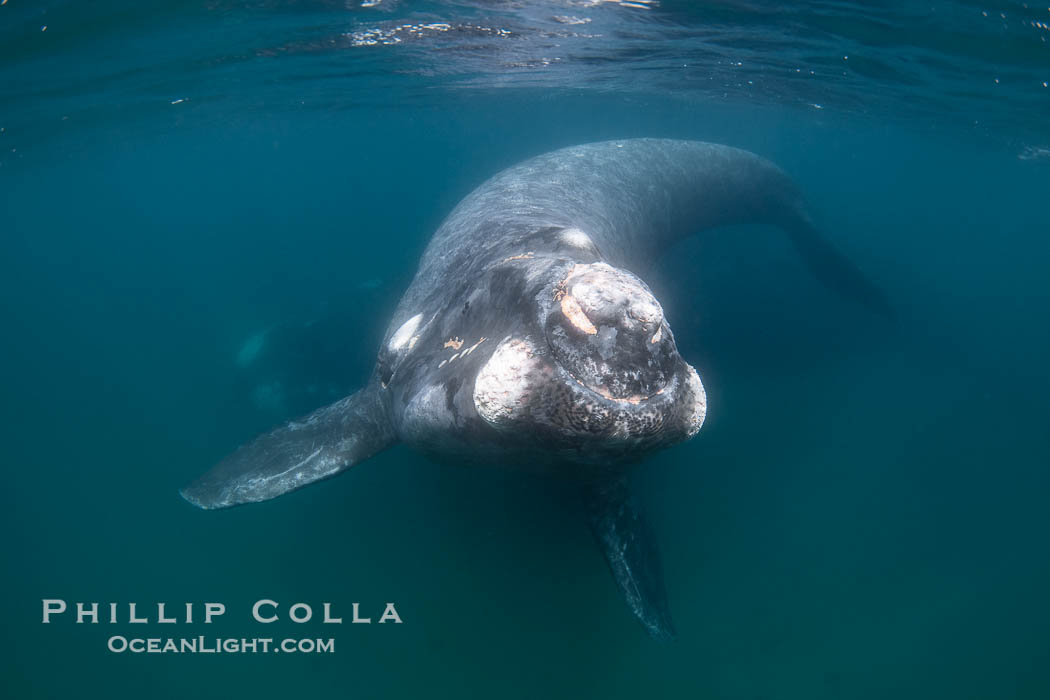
[181,378,395,509]
[584,475,677,642]
[782,213,895,319]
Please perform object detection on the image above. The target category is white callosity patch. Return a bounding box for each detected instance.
[559,227,596,250]
[388,313,423,351]
[683,363,707,436]
[567,262,663,329]
[550,262,672,403]
[473,337,538,427]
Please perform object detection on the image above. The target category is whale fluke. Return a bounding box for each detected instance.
[782,215,894,319]
[181,379,395,509]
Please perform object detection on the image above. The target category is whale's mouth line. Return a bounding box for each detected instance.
[558,364,672,407]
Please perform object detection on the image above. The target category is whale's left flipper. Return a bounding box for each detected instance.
[181,379,395,509]
[585,475,677,641]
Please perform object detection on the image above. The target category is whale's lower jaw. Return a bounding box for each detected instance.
[471,335,706,464]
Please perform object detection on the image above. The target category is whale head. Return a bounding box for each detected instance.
[472,261,706,465]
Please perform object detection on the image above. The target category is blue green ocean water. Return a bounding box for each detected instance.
[3,1,1050,698]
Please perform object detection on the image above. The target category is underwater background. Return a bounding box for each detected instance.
[2,1,1050,698]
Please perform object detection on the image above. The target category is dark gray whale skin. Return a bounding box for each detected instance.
[182,138,888,641]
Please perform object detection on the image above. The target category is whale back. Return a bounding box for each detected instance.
[431,139,801,270]
[388,138,888,340]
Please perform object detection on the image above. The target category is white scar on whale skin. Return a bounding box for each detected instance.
[462,337,486,355]
[438,337,486,369]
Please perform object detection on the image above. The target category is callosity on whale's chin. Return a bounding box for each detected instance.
[472,262,707,463]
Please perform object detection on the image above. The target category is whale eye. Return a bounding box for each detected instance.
[546,263,677,402]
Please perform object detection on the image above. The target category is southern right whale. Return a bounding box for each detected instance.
[182,138,889,640]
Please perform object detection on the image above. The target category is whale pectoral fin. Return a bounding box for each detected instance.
[584,475,677,642]
[784,217,894,319]
[181,381,395,510]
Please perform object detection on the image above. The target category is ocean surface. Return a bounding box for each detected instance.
[3,1,1050,698]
